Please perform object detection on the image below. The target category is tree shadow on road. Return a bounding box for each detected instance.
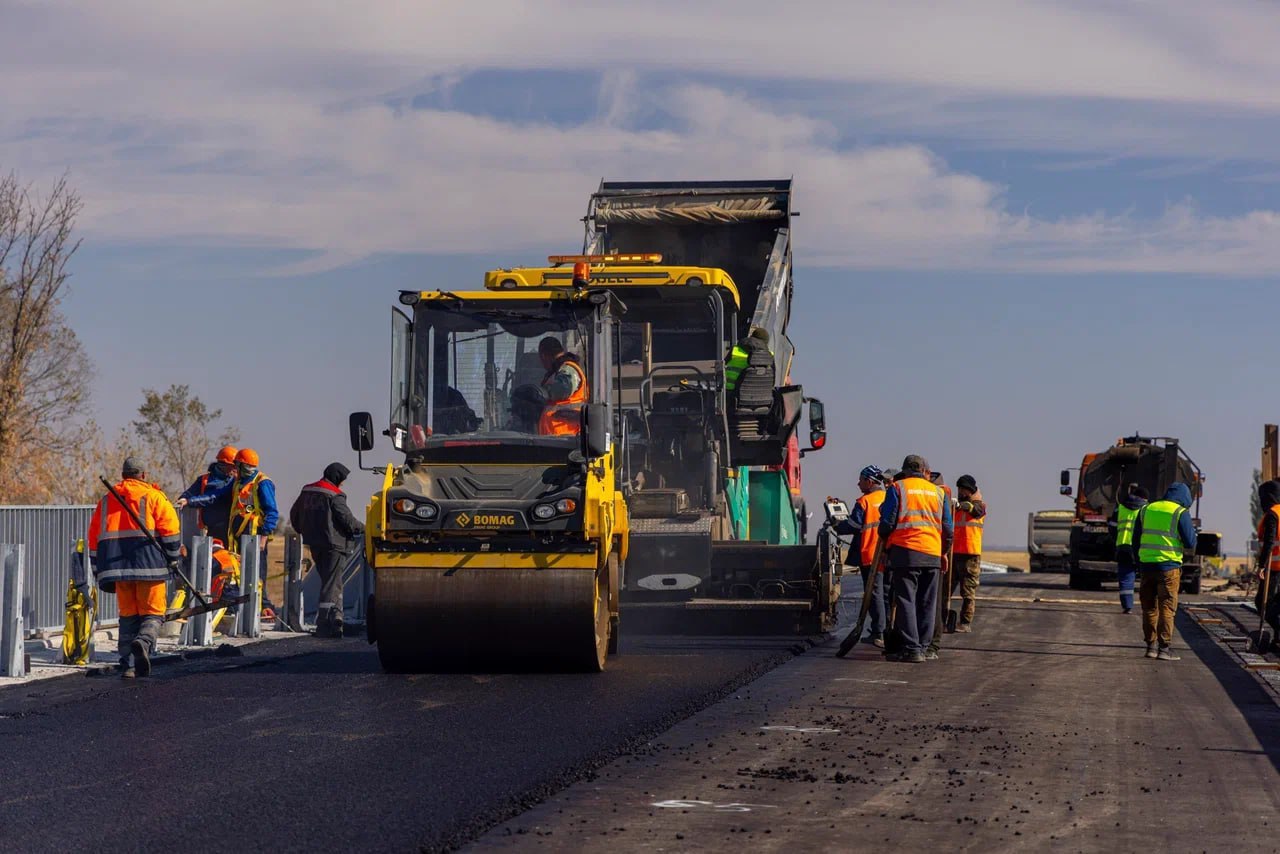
[1179,610,1280,775]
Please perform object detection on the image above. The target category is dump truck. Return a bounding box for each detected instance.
[1059,435,1219,593]
[1027,509,1073,572]
[574,179,837,634]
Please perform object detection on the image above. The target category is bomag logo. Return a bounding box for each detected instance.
[454,512,517,528]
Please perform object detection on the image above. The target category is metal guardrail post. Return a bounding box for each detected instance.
[283,533,304,632]
[1,544,26,677]
[237,535,262,638]
[188,536,215,646]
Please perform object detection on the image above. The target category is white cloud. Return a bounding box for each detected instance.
[2,1,1280,274]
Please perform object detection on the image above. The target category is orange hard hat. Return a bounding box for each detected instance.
[216,445,238,465]
[235,448,260,467]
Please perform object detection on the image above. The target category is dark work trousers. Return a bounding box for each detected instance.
[859,564,887,636]
[892,565,940,655]
[118,615,163,667]
[1255,571,1280,643]
[311,546,346,630]
[1116,558,1137,612]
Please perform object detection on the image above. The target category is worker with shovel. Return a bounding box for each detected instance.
[88,458,183,678]
[1253,480,1280,653]
[948,475,987,633]
[831,465,889,647]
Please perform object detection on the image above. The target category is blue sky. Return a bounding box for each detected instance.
[2,1,1277,548]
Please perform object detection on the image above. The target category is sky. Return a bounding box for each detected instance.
[1,0,1277,549]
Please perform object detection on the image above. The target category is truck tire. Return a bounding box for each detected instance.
[1068,562,1083,590]
[1183,575,1202,595]
[1029,556,1041,574]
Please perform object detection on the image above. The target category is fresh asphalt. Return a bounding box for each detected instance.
[0,625,809,851]
[471,573,1280,851]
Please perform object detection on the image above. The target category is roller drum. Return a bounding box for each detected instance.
[374,564,606,672]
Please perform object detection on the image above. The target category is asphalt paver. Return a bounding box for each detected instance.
[471,573,1280,851]
[0,631,806,851]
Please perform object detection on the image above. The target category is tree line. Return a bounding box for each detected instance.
[0,172,236,504]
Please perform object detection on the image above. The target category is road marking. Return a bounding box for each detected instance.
[835,677,909,685]
[759,725,841,734]
[652,799,777,812]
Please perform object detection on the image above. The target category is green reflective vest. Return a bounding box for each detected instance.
[1115,504,1140,548]
[1136,499,1186,565]
[724,345,749,391]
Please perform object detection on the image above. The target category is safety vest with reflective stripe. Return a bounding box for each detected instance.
[1259,505,1280,573]
[954,504,984,555]
[87,478,182,590]
[724,345,749,392]
[887,477,945,557]
[539,358,589,436]
[230,472,268,540]
[1136,499,1187,565]
[1115,504,1140,548]
[856,489,886,566]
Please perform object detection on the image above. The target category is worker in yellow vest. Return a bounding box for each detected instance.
[1132,483,1196,661]
[876,455,953,663]
[1111,484,1149,614]
[949,475,987,632]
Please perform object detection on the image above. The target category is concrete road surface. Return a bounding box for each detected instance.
[471,573,1280,851]
[0,632,806,852]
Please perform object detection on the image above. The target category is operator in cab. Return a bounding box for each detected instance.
[537,336,588,436]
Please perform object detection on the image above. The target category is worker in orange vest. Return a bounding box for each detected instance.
[950,475,987,632]
[88,458,183,677]
[834,465,889,647]
[877,455,953,663]
[537,336,588,436]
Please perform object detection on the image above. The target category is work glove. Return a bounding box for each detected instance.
[175,498,188,509]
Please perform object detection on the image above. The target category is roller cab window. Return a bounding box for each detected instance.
[391,299,598,458]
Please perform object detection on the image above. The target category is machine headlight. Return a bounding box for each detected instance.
[555,498,577,514]
[393,499,415,513]
[532,504,556,520]
[414,504,438,520]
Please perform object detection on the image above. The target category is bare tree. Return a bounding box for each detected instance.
[0,173,91,500]
[131,384,240,494]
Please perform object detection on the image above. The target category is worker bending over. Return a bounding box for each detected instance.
[538,336,588,436]
[833,465,888,647]
[290,463,366,638]
[1255,480,1280,652]
[949,475,987,632]
[1133,483,1196,661]
[1112,484,1149,614]
[878,455,953,663]
[89,458,183,677]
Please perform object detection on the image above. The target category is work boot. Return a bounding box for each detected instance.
[1123,607,1133,615]
[865,632,883,647]
[924,649,940,661]
[130,639,152,677]
[1157,647,1180,662]
[906,650,927,663]
[955,623,972,633]
[120,667,136,679]
[1144,645,1158,659]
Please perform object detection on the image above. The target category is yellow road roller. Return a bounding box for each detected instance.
[349,282,629,672]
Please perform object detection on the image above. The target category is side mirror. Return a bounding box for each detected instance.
[802,398,827,455]
[584,404,610,458]
[1059,469,1070,487]
[1059,486,1072,496]
[1195,531,1221,558]
[349,412,375,452]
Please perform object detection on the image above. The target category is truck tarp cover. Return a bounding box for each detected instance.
[1081,447,1195,516]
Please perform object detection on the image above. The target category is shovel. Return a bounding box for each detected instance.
[1251,563,1274,654]
[836,539,887,657]
[99,476,210,611]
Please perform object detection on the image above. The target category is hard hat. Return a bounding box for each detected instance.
[235,448,260,467]
[216,445,238,465]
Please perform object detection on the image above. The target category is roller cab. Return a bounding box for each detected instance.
[352,288,627,672]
